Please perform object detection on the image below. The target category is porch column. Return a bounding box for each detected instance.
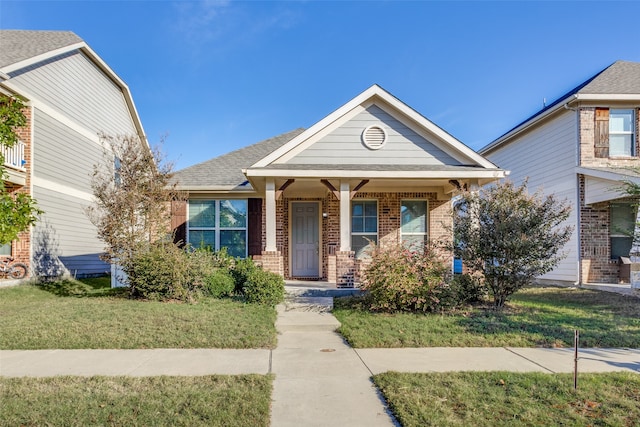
[339,181,351,251]
[336,180,356,288]
[265,178,277,252]
[630,208,640,289]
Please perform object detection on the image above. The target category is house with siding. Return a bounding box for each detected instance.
[481,60,640,285]
[173,85,506,287]
[0,30,147,277]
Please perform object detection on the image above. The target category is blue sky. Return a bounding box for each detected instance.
[2,1,640,170]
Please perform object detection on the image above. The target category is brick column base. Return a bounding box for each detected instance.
[327,255,337,283]
[260,251,284,277]
[335,250,355,288]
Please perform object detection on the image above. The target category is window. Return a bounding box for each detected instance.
[0,242,11,256]
[114,156,122,186]
[609,109,635,156]
[401,200,428,251]
[187,199,247,257]
[610,202,636,259]
[351,200,377,258]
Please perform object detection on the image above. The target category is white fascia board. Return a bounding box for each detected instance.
[481,94,578,155]
[576,166,640,184]
[252,85,383,167]
[576,94,640,101]
[175,185,256,192]
[0,42,86,74]
[245,168,507,179]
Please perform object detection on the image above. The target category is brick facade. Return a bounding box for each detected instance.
[578,106,640,283]
[2,105,32,272]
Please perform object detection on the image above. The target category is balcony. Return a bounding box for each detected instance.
[2,141,27,186]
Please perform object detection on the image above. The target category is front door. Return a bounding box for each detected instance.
[291,202,320,278]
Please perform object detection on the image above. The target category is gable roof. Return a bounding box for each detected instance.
[0,30,83,69]
[251,84,497,170]
[0,29,146,143]
[173,128,305,191]
[481,60,640,154]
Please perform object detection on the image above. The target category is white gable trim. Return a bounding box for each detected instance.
[252,85,497,169]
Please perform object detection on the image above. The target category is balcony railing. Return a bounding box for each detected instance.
[1,141,26,171]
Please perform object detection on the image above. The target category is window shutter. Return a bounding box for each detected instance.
[248,198,263,256]
[594,108,610,158]
[171,199,187,247]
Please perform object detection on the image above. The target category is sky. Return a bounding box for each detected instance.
[2,0,640,171]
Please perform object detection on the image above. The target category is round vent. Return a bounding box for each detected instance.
[362,125,387,150]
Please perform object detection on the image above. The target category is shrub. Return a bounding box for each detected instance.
[449,273,487,304]
[243,269,285,306]
[231,257,259,294]
[361,243,450,312]
[125,242,193,301]
[206,269,235,298]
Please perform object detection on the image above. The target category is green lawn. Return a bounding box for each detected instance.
[334,287,640,348]
[374,371,640,427]
[0,375,272,427]
[0,280,277,349]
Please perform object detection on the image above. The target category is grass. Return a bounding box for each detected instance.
[0,375,272,427]
[0,279,277,349]
[334,287,640,348]
[374,371,640,427]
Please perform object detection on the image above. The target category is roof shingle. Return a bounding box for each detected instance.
[0,30,83,69]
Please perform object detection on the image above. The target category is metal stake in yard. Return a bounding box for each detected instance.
[573,329,579,390]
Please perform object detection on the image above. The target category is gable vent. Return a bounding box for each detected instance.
[362,125,387,150]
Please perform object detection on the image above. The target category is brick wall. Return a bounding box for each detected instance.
[2,106,32,271]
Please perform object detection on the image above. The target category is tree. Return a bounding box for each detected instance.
[453,180,572,308]
[86,133,182,269]
[0,94,42,245]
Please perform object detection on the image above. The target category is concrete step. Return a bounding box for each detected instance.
[276,302,341,332]
[283,296,333,312]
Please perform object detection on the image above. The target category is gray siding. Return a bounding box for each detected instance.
[33,108,102,193]
[9,50,136,136]
[486,110,579,283]
[286,105,462,165]
[32,186,108,277]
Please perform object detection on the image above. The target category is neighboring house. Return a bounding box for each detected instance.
[481,60,640,285]
[173,85,506,287]
[0,30,146,277]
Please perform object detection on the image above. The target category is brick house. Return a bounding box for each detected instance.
[481,61,640,285]
[173,85,506,287]
[0,30,146,277]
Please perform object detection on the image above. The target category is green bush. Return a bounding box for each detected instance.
[449,273,487,304]
[361,243,451,312]
[232,257,259,294]
[243,269,285,306]
[206,269,235,298]
[125,243,193,301]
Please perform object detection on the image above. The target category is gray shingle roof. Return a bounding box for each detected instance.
[0,30,83,69]
[578,61,640,94]
[173,128,305,188]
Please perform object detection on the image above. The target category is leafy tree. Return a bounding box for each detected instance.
[86,133,183,270]
[453,180,572,308]
[0,94,42,245]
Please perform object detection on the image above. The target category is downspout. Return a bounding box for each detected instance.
[564,101,582,286]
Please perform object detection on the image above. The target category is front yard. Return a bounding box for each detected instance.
[374,371,640,426]
[0,279,277,349]
[334,287,640,348]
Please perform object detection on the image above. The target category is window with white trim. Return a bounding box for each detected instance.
[188,199,248,257]
[351,200,377,258]
[0,242,11,256]
[610,202,636,259]
[401,200,428,251]
[609,109,635,156]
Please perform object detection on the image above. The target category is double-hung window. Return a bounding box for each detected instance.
[609,109,635,157]
[401,200,428,251]
[0,242,11,256]
[188,199,248,257]
[351,200,377,258]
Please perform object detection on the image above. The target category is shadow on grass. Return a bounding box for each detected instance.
[37,277,128,298]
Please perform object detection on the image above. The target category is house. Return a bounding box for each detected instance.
[0,30,147,277]
[172,85,506,287]
[480,60,640,285]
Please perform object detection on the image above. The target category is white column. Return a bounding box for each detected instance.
[265,178,277,252]
[340,180,351,251]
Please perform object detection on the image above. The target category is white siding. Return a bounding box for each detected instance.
[584,176,626,205]
[487,110,579,283]
[286,105,461,165]
[9,50,136,136]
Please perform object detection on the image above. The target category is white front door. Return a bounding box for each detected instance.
[291,202,320,278]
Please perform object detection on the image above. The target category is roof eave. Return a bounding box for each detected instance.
[244,168,508,180]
